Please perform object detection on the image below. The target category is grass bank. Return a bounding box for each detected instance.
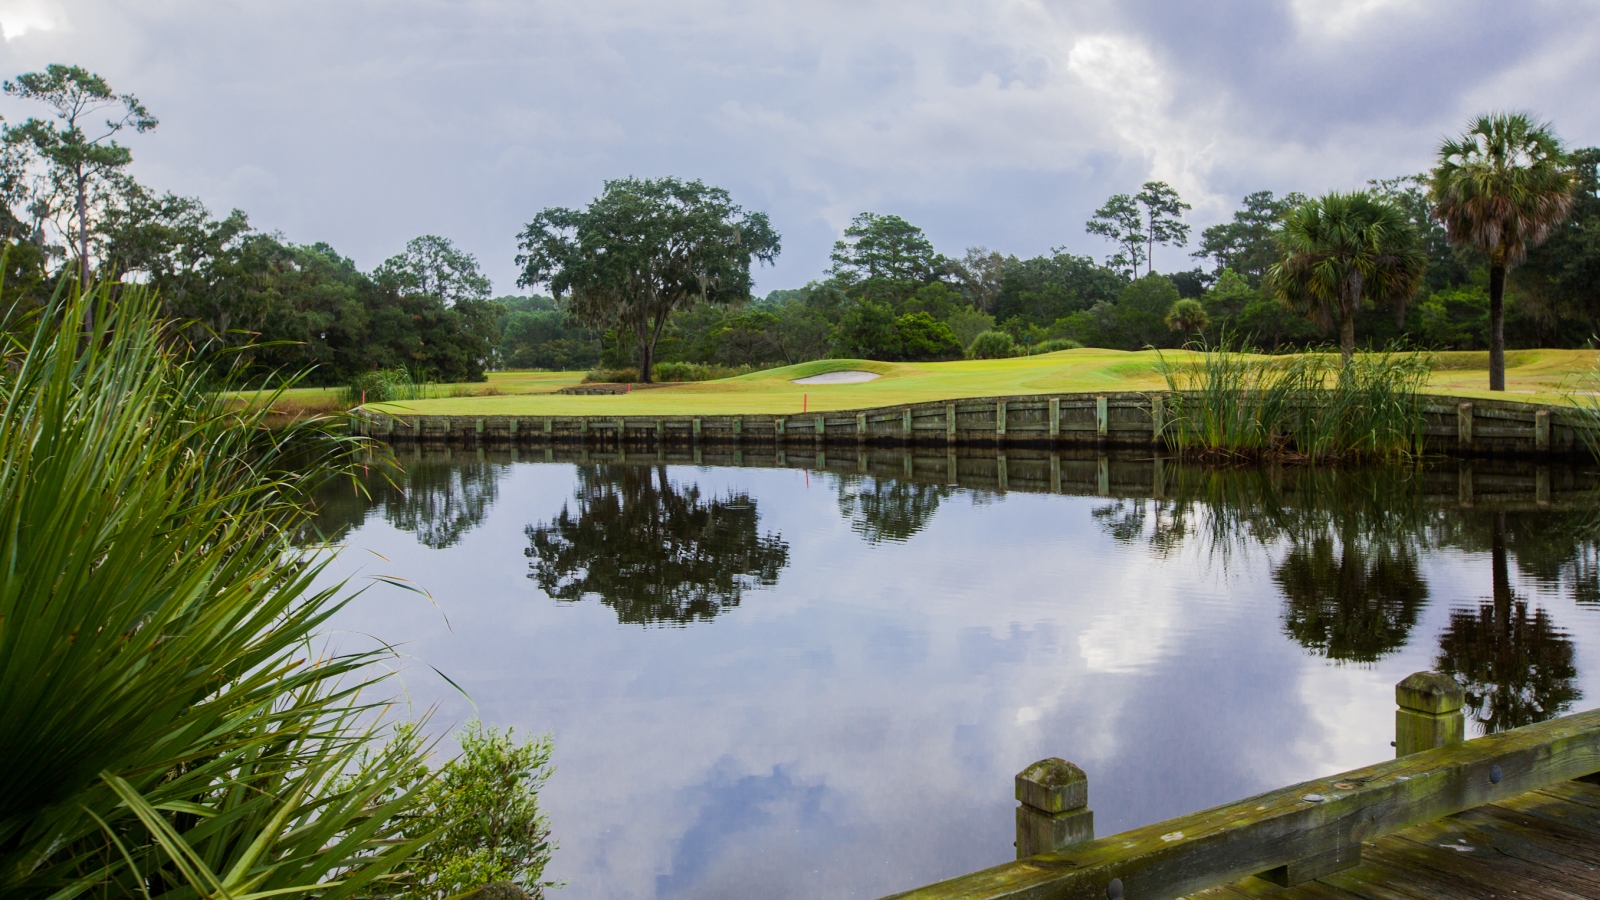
[364,348,1600,418]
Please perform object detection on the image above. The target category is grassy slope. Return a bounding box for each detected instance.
[366,348,1600,417]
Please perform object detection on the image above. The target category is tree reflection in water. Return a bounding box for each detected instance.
[1274,537,1428,664]
[384,456,509,549]
[834,475,955,544]
[300,453,508,549]
[1436,513,1579,733]
[1092,468,1436,663]
[525,465,789,626]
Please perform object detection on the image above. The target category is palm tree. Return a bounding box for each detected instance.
[1430,113,1574,391]
[1269,192,1427,369]
[1164,298,1209,339]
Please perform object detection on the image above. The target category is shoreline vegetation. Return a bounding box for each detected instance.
[3,285,555,900]
[321,347,1599,422]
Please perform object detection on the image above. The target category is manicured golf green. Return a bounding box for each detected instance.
[365,348,1600,418]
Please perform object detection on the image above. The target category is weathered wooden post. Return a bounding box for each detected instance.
[1015,758,1093,859]
[1458,401,1474,449]
[946,403,957,442]
[903,407,913,441]
[692,418,702,441]
[1395,671,1465,757]
[856,412,868,444]
[1049,397,1061,442]
[815,416,825,444]
[1150,393,1164,444]
[1535,408,1551,452]
[1095,395,1108,439]
[996,400,1007,441]
[1459,463,1475,508]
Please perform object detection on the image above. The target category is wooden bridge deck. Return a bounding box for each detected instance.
[1195,780,1600,900]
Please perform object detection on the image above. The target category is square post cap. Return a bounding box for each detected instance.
[1396,671,1464,714]
[1016,758,1087,813]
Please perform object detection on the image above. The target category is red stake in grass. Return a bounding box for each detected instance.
[803,393,808,413]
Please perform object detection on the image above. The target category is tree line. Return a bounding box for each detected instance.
[518,114,1597,391]
[4,63,1595,392]
[0,64,505,385]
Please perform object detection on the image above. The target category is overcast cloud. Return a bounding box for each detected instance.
[0,0,1595,293]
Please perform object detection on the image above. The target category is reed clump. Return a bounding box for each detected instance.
[1158,339,1432,463]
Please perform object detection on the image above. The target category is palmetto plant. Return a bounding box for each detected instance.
[1430,113,1575,391]
[1269,191,1427,370]
[0,283,441,899]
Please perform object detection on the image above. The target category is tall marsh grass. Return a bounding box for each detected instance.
[0,285,440,899]
[1158,339,1433,463]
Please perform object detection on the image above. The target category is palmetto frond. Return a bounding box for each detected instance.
[1430,113,1574,266]
[1268,192,1426,359]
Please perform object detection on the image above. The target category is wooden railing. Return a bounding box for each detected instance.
[882,673,1600,900]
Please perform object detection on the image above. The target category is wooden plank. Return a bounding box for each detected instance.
[882,708,1600,900]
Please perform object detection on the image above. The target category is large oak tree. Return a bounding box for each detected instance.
[516,177,779,382]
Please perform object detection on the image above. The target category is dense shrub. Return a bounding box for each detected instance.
[967,330,1017,359]
[347,367,424,404]
[1033,338,1082,354]
[583,367,640,383]
[653,361,756,382]
[895,311,963,361]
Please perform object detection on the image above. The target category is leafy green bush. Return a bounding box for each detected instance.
[894,311,963,361]
[1033,338,1082,354]
[348,367,429,404]
[653,361,755,382]
[583,366,640,383]
[398,720,558,900]
[0,285,442,899]
[967,330,1017,359]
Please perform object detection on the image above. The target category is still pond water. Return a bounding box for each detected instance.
[309,449,1600,900]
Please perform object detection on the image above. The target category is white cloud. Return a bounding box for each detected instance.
[0,0,60,40]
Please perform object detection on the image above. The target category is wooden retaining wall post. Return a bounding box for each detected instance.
[1395,671,1465,758]
[692,418,702,441]
[856,412,867,443]
[946,404,956,442]
[1049,397,1060,442]
[816,416,825,443]
[1458,402,1474,449]
[1150,394,1164,444]
[1015,758,1093,859]
[1536,408,1551,452]
[996,401,1007,441]
[1095,395,1108,438]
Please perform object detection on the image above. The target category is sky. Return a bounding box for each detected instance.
[0,0,1595,295]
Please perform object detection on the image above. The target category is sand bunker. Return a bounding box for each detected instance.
[791,370,882,385]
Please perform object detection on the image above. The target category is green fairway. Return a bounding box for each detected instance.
[364,348,1600,418]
